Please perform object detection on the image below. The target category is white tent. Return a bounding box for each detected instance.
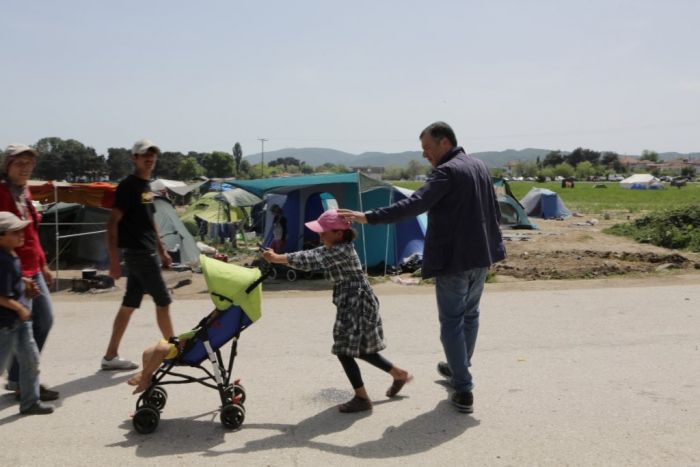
[619,174,663,190]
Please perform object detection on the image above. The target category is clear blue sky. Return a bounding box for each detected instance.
[1,0,698,157]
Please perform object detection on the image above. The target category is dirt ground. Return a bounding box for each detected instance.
[494,214,700,280]
[50,213,700,302]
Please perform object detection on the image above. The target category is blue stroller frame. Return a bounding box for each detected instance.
[132,258,267,434]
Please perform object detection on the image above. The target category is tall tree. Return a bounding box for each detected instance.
[106,148,132,181]
[33,137,105,181]
[153,151,184,179]
[233,142,243,175]
[543,150,565,167]
[201,151,234,177]
[641,150,660,162]
[178,156,205,180]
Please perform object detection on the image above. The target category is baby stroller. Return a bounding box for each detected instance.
[132,255,266,434]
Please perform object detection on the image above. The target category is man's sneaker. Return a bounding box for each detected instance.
[101,356,139,371]
[437,361,452,379]
[20,402,54,415]
[450,391,474,414]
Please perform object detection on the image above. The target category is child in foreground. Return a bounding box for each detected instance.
[262,209,412,413]
[0,211,53,415]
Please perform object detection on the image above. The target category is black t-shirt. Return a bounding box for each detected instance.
[0,250,24,328]
[114,174,158,251]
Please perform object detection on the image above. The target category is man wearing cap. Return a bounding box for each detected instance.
[101,139,174,371]
[0,144,60,402]
[338,122,506,414]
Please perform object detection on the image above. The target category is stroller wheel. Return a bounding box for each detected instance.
[233,384,246,404]
[268,267,278,280]
[148,387,168,410]
[220,403,245,430]
[286,269,297,282]
[133,406,160,434]
[224,384,246,405]
[136,386,168,411]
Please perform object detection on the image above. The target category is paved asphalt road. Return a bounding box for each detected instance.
[1,279,699,466]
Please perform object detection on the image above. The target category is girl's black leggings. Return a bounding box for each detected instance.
[337,353,393,389]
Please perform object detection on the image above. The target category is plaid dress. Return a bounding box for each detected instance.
[287,243,386,357]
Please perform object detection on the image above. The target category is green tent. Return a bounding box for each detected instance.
[492,178,536,229]
[180,192,247,237]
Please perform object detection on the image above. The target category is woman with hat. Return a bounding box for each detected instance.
[0,144,59,402]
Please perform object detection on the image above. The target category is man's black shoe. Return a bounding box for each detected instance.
[39,386,59,401]
[437,361,452,379]
[450,391,474,414]
[13,385,59,402]
[20,402,54,415]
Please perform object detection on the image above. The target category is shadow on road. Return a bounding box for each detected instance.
[105,397,479,459]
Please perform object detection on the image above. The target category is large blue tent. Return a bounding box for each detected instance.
[224,173,426,270]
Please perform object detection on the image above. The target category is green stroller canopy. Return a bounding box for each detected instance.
[200,255,262,322]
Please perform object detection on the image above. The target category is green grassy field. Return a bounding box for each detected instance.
[392,181,700,214]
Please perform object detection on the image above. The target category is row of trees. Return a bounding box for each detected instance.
[0,137,257,182]
[500,148,696,180]
[0,137,405,182]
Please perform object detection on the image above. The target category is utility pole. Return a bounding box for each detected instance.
[257,137,268,178]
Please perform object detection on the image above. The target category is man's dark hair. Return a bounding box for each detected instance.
[420,121,458,147]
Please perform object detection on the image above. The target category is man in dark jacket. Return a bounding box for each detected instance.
[338,121,505,413]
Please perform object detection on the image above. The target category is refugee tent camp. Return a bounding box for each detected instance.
[225,173,426,270]
[520,187,571,219]
[619,174,663,190]
[38,196,200,268]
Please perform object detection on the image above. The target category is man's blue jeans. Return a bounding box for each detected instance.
[0,321,40,411]
[435,267,488,393]
[7,272,53,389]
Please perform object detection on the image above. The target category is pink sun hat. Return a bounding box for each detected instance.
[305,209,351,233]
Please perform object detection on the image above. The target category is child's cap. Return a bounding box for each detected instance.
[305,209,351,233]
[0,212,30,234]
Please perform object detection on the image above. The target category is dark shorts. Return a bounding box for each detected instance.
[122,250,172,308]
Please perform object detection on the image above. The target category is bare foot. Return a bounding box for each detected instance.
[132,378,151,395]
[127,373,142,386]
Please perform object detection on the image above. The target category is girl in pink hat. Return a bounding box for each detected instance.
[263,209,412,413]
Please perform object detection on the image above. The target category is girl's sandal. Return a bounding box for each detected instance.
[386,374,413,398]
[338,396,372,413]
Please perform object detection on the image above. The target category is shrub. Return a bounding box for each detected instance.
[605,205,700,251]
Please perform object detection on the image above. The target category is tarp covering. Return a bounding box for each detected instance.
[200,255,262,322]
[224,173,390,198]
[216,188,262,207]
[29,181,116,208]
[153,196,200,266]
[152,178,207,197]
[40,198,200,268]
[39,202,111,267]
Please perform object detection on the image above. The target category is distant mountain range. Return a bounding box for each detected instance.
[244,148,700,169]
